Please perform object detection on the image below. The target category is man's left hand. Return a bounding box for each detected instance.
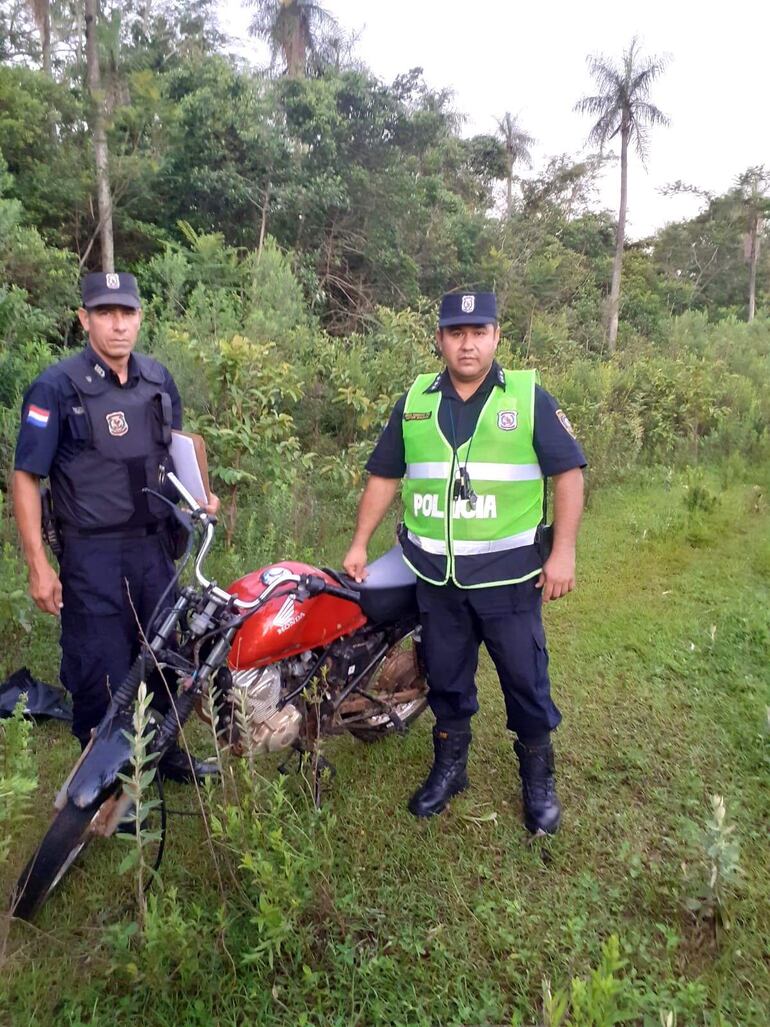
[535,549,576,602]
[202,491,220,516]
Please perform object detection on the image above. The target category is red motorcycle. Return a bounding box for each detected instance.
[11,474,427,921]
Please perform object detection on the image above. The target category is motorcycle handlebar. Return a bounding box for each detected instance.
[166,473,361,612]
[308,576,361,604]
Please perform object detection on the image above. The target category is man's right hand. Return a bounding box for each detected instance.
[29,561,63,615]
[342,543,369,582]
[342,476,400,583]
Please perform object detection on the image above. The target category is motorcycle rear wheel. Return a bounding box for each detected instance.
[347,636,428,742]
[10,798,102,922]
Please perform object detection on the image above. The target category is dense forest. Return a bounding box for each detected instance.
[2,0,769,535]
[2,0,769,336]
[1,4,769,1024]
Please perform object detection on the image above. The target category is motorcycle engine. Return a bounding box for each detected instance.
[229,664,302,754]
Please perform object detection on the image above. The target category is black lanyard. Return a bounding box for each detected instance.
[447,401,478,508]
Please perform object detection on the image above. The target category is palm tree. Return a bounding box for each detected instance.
[495,112,534,218]
[248,0,339,78]
[575,38,669,353]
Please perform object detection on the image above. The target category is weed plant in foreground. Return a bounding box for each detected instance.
[0,467,768,1026]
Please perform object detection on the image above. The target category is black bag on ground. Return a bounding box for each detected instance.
[0,668,73,721]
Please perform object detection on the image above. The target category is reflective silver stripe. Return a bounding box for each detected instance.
[406,530,447,554]
[406,462,542,481]
[406,526,537,556]
[464,462,543,481]
[406,461,451,479]
[453,528,538,554]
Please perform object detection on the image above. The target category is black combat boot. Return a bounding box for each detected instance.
[158,743,219,784]
[513,738,562,835]
[408,726,471,818]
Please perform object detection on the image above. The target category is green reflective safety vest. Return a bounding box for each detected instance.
[401,369,543,587]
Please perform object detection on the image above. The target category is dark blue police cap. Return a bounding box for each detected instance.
[438,291,497,327]
[81,272,141,310]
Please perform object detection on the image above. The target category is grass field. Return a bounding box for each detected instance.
[1,466,768,1026]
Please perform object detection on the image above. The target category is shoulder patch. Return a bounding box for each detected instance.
[404,411,432,421]
[555,408,576,438]
[26,404,51,429]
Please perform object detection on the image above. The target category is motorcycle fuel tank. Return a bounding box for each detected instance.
[227,561,367,670]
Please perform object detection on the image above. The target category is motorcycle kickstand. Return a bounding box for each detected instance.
[278,745,336,779]
[277,744,336,809]
[308,750,335,809]
[277,745,303,777]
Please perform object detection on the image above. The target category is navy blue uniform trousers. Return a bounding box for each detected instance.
[415,577,562,737]
[59,533,176,746]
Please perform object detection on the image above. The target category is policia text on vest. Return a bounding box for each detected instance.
[411,491,498,519]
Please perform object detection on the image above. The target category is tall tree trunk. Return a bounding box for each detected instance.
[40,1,51,75]
[27,1,52,75]
[29,0,55,141]
[258,180,271,257]
[284,18,308,77]
[84,0,114,272]
[747,213,760,322]
[42,5,51,75]
[505,152,513,218]
[607,121,629,354]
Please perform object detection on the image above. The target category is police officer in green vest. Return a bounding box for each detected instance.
[343,291,586,834]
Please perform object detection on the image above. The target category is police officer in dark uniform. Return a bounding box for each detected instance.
[343,291,585,834]
[13,272,218,782]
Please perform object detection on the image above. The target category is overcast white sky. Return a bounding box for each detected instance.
[220,0,769,239]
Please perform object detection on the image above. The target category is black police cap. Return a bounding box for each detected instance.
[438,291,497,327]
[81,272,141,310]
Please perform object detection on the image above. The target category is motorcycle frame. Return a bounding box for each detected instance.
[62,545,421,813]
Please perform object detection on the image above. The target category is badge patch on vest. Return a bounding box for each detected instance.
[555,408,576,438]
[497,410,518,431]
[404,411,432,421]
[106,411,129,437]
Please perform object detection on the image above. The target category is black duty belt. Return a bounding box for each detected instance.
[60,522,167,540]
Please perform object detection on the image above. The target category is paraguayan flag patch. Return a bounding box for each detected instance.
[26,404,50,429]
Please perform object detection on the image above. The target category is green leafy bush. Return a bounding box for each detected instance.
[542,935,638,1026]
[0,695,38,870]
[208,764,335,970]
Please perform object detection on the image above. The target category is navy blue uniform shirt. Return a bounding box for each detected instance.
[14,345,182,478]
[366,361,587,580]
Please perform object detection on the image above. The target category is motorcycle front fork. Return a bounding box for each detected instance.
[148,628,236,759]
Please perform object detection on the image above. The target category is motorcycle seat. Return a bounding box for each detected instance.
[339,545,418,624]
